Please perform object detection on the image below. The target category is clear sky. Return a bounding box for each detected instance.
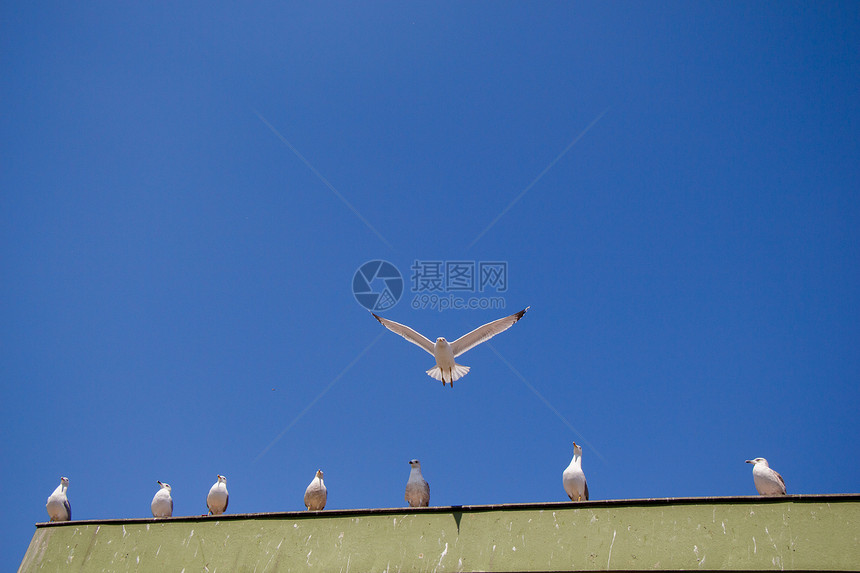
[2,2,858,568]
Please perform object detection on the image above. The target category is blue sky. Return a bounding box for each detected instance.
[2,1,858,568]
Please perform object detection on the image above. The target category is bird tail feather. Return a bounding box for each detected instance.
[451,363,470,381]
[426,363,470,382]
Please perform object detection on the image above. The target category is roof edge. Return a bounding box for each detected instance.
[35,493,860,528]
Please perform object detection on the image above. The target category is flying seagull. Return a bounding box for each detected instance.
[151,481,173,517]
[46,476,71,522]
[405,459,430,507]
[372,307,529,386]
[304,469,327,511]
[563,442,589,501]
[745,457,787,496]
[207,475,229,515]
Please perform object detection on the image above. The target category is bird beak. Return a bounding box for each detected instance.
[157,480,163,486]
[745,460,753,464]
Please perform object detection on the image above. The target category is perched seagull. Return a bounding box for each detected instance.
[405,459,430,507]
[207,475,229,515]
[304,469,327,511]
[745,458,787,496]
[151,481,173,517]
[563,442,589,501]
[372,307,529,387]
[45,477,71,522]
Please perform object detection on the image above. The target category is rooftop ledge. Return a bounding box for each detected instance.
[34,493,860,527]
[23,494,860,572]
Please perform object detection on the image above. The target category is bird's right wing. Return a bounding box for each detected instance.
[372,313,435,356]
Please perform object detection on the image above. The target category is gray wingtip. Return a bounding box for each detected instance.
[371,312,384,324]
[515,306,530,321]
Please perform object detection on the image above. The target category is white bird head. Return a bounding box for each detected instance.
[157,481,172,492]
[745,458,769,467]
[408,459,421,469]
[436,337,447,343]
[60,476,69,488]
[573,442,583,456]
[217,475,227,484]
[315,469,324,480]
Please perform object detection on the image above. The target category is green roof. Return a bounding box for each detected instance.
[20,494,860,571]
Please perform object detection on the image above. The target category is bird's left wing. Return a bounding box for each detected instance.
[775,470,787,493]
[372,313,436,355]
[64,499,71,521]
[450,307,529,357]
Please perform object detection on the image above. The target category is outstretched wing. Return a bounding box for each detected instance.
[450,307,529,357]
[372,313,435,356]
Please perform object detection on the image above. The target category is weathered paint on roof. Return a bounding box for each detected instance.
[20,494,860,571]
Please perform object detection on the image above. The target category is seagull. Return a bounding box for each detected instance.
[563,442,589,501]
[405,459,430,507]
[45,477,71,522]
[372,307,529,386]
[304,469,327,511]
[745,457,787,496]
[207,475,229,515]
[151,481,173,517]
